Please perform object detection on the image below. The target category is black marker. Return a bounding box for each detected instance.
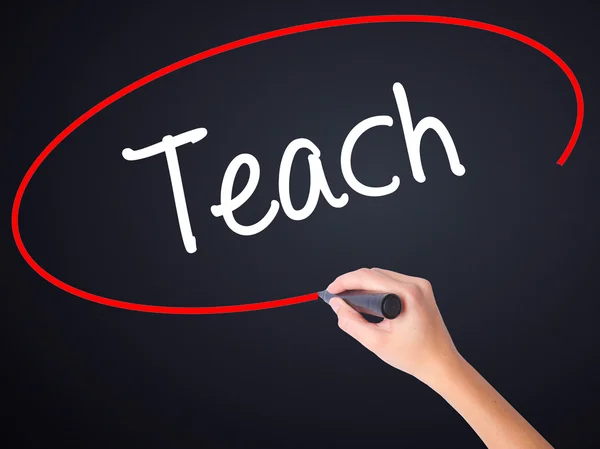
[318,290,402,319]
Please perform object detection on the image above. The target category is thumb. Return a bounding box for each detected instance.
[330,297,384,351]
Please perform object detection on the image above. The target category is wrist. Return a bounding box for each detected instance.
[417,348,469,391]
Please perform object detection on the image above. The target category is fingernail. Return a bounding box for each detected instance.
[330,297,340,313]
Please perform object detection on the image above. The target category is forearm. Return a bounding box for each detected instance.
[423,354,553,449]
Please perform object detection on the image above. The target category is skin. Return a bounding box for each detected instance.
[327,267,554,449]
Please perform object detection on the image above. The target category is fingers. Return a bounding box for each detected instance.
[372,267,433,294]
[370,268,420,284]
[330,297,385,351]
[327,267,398,294]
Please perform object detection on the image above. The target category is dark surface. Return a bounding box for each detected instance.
[2,1,599,448]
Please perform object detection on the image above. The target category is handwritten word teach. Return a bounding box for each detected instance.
[122,82,466,253]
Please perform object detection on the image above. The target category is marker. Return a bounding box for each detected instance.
[318,290,402,319]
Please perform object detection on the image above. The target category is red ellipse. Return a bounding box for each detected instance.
[12,15,584,314]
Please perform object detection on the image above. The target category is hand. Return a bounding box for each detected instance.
[327,267,459,384]
[328,268,554,449]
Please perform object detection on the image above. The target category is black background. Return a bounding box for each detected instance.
[3,1,599,448]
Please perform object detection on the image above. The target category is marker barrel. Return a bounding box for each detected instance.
[319,290,402,319]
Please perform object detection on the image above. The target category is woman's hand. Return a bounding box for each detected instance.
[328,267,554,449]
[327,267,459,384]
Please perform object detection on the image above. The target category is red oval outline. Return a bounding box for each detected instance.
[12,15,584,314]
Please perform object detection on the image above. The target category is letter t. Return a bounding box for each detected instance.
[122,128,208,254]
